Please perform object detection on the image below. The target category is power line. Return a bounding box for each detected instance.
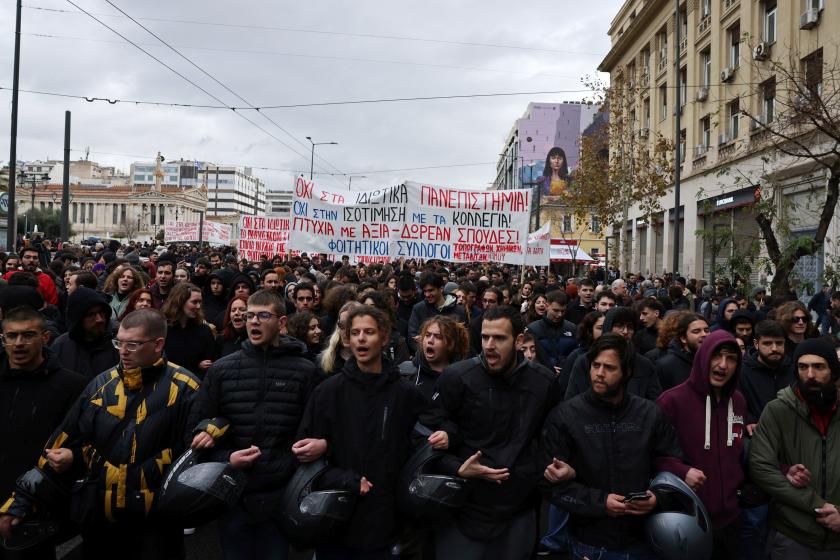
[63,0,328,174]
[0,85,597,109]
[22,32,579,79]
[24,4,604,56]
[101,0,344,177]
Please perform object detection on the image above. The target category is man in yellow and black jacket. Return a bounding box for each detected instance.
[0,309,200,560]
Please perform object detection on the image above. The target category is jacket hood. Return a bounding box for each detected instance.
[602,306,637,333]
[688,329,743,399]
[66,287,112,335]
[728,309,754,332]
[203,271,229,300]
[714,298,737,331]
[341,356,400,385]
[241,335,308,356]
[227,273,256,301]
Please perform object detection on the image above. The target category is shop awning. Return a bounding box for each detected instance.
[550,241,597,263]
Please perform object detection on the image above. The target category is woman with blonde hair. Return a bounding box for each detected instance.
[162,282,216,378]
[103,265,143,317]
[317,301,362,375]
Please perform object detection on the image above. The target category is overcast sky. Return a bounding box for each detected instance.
[0,0,619,192]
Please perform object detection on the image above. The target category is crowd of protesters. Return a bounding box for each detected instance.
[0,237,837,560]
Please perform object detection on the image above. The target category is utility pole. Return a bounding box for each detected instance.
[7,0,23,250]
[305,136,338,181]
[61,111,71,240]
[672,0,682,276]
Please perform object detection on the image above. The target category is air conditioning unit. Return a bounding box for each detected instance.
[720,67,735,83]
[753,42,770,61]
[800,8,820,29]
[638,128,650,138]
[718,132,730,145]
[695,144,708,157]
[696,87,709,102]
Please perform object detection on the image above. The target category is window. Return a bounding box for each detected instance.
[679,67,687,106]
[659,84,668,120]
[562,215,573,233]
[701,0,711,17]
[120,204,126,224]
[728,22,741,68]
[762,78,776,122]
[641,48,651,75]
[87,204,93,223]
[807,0,825,10]
[590,216,601,233]
[700,116,711,147]
[727,99,740,138]
[701,49,712,87]
[803,48,824,98]
[679,129,686,163]
[764,1,777,44]
[643,98,651,128]
[112,204,118,225]
[72,203,77,223]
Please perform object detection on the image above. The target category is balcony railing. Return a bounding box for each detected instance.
[697,15,712,39]
[722,0,739,17]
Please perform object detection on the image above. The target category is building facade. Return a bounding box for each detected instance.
[265,188,293,217]
[599,0,835,284]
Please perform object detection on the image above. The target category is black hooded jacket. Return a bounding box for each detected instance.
[655,340,695,391]
[189,337,321,495]
[738,348,794,424]
[50,287,119,379]
[201,271,229,330]
[398,353,442,403]
[297,358,427,551]
[0,348,86,501]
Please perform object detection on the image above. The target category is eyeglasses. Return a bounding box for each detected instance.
[112,339,155,351]
[0,331,41,345]
[792,316,809,323]
[245,311,280,321]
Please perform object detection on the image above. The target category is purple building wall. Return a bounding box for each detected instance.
[517,103,599,170]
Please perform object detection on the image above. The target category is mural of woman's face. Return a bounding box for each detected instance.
[550,153,565,171]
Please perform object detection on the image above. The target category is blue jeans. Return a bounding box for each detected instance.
[539,505,569,551]
[569,540,659,560]
[217,504,289,560]
[740,505,769,560]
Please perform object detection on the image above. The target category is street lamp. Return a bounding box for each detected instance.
[305,136,338,180]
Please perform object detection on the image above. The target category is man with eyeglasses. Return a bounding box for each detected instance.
[0,309,200,559]
[565,307,661,401]
[189,289,321,559]
[2,246,59,306]
[0,306,86,559]
[51,287,119,379]
[750,338,840,557]
[291,282,315,315]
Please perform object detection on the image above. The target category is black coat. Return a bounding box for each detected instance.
[297,358,426,551]
[163,321,216,379]
[738,349,793,424]
[565,351,662,401]
[423,355,561,540]
[542,390,684,549]
[50,287,119,379]
[189,337,321,494]
[0,348,86,501]
[654,340,695,391]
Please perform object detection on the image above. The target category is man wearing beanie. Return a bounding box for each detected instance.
[749,338,840,557]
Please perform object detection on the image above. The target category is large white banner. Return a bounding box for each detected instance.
[237,216,293,261]
[288,177,531,263]
[501,221,551,266]
[164,220,231,245]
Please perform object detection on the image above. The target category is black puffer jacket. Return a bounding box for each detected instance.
[188,337,321,494]
[654,340,695,391]
[542,390,684,549]
[50,287,119,379]
[423,355,561,540]
[398,353,441,403]
[297,358,427,551]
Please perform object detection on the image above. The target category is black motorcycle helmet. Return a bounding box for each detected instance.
[646,471,713,560]
[279,458,356,548]
[397,443,468,521]
[1,468,65,551]
[157,448,247,527]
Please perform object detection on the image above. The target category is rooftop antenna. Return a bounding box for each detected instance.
[84,146,90,161]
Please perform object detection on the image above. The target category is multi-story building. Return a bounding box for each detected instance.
[599,0,834,281]
[494,102,605,261]
[265,188,293,217]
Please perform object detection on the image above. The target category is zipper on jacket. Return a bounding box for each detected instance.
[821,435,827,498]
[381,406,389,441]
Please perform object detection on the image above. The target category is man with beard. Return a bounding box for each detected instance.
[655,313,709,390]
[400,315,469,402]
[468,287,501,357]
[149,258,175,309]
[542,333,683,559]
[291,282,315,315]
[750,339,840,557]
[2,246,59,305]
[50,287,119,379]
[730,310,755,352]
[427,306,562,559]
[190,289,322,559]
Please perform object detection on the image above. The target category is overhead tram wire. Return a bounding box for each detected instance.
[63,0,328,175]
[102,0,344,177]
[24,4,603,56]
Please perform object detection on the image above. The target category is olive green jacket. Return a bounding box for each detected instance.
[749,386,840,550]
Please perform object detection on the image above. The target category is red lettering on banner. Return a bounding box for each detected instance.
[399,224,451,241]
[295,177,314,199]
[362,223,390,239]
